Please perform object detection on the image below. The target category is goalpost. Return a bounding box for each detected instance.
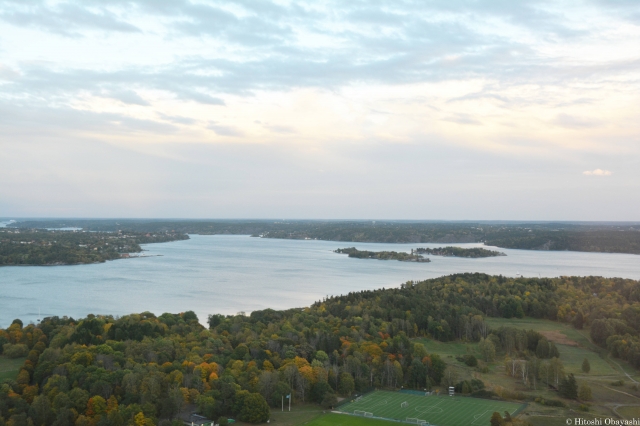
[401,401,409,408]
[354,410,373,417]
[406,419,429,425]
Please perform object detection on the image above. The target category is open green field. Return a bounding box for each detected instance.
[484,317,619,376]
[417,339,477,358]
[305,413,400,426]
[336,390,525,426]
[484,317,591,345]
[557,344,616,375]
[0,356,24,381]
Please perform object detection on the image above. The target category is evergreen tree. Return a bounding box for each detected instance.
[581,358,590,374]
[559,373,578,399]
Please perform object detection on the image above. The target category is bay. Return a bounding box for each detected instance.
[1,234,640,328]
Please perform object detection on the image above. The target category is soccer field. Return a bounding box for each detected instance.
[336,390,526,426]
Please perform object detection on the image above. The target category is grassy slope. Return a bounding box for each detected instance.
[0,356,24,381]
[452,317,640,423]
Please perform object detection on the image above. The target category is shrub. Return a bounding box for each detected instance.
[535,398,566,407]
[471,389,498,399]
[465,355,478,367]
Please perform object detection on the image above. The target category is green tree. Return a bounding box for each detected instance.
[321,392,338,409]
[536,338,549,359]
[238,393,270,423]
[581,358,590,374]
[559,373,578,399]
[310,381,333,404]
[490,411,504,426]
[578,382,592,401]
[196,396,217,420]
[338,373,355,396]
[28,395,52,426]
[51,407,75,426]
[479,338,496,362]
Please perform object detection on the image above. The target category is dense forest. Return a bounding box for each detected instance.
[0,230,188,266]
[2,273,640,425]
[414,247,505,258]
[8,220,640,254]
[334,247,429,262]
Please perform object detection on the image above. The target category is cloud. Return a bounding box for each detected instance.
[179,91,226,106]
[264,124,296,134]
[207,123,244,137]
[0,2,140,36]
[104,89,150,106]
[442,113,482,126]
[157,113,196,125]
[0,64,20,80]
[553,114,600,129]
[583,169,612,176]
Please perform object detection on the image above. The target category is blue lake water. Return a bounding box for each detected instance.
[1,233,640,328]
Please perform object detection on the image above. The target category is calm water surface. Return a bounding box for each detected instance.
[1,233,640,327]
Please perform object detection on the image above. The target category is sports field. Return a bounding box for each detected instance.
[336,390,526,426]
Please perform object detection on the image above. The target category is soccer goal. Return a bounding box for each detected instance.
[401,401,409,408]
[354,410,373,417]
[355,396,362,402]
[406,419,429,425]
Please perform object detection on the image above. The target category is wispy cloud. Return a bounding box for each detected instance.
[583,169,612,176]
[0,0,639,218]
[207,123,244,137]
[553,114,599,129]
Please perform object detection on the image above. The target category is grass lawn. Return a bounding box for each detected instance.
[557,344,617,376]
[336,390,525,426]
[304,413,401,426]
[416,339,479,359]
[233,404,325,426]
[617,406,640,419]
[0,356,25,381]
[526,416,580,426]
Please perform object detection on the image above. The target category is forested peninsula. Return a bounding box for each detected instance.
[414,247,506,258]
[8,220,640,255]
[0,229,188,266]
[335,247,430,262]
[2,274,640,426]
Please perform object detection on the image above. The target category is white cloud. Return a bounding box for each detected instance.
[583,169,612,176]
[0,0,639,218]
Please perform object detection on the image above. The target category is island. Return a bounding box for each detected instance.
[414,246,506,258]
[335,247,430,262]
[0,229,188,266]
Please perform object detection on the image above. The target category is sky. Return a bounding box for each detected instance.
[1,0,639,220]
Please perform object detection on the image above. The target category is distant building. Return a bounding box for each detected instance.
[178,413,215,426]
